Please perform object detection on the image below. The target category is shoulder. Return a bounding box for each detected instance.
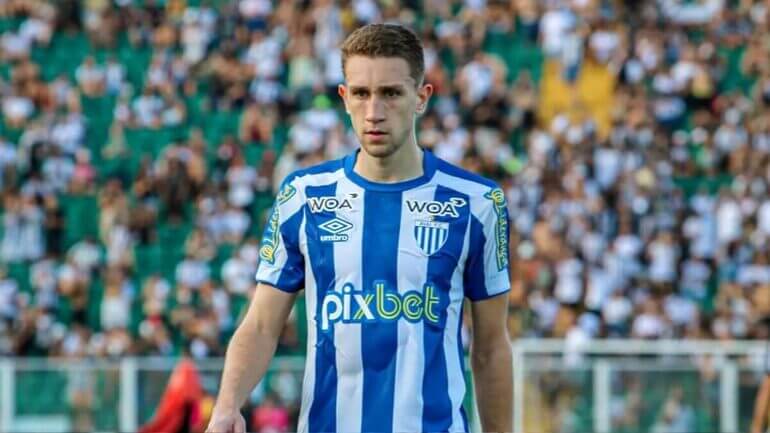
[280,157,347,190]
[430,154,504,206]
[273,157,346,209]
[429,153,508,220]
[431,153,500,193]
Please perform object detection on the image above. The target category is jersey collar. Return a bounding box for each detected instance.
[343,148,437,192]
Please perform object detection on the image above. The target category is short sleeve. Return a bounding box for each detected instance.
[256,179,305,293]
[464,186,511,301]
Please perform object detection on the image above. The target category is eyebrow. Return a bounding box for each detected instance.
[349,85,406,92]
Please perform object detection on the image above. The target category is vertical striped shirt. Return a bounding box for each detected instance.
[256,149,511,433]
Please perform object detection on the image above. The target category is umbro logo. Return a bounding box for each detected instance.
[318,217,354,242]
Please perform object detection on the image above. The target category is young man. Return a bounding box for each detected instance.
[206,23,513,433]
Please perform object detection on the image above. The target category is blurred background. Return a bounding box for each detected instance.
[1,0,770,432]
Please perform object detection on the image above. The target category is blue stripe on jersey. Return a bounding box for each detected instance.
[464,214,487,301]
[306,182,338,433]
[361,190,402,433]
[275,208,305,291]
[422,185,470,433]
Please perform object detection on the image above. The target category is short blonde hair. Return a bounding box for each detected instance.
[340,23,425,85]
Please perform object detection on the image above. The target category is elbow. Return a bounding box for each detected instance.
[471,337,512,368]
[252,317,277,338]
[471,350,493,369]
[233,317,279,344]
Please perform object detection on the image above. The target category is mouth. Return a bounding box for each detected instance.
[364,130,389,142]
[365,130,388,137]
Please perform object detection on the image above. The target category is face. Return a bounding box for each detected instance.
[339,56,432,159]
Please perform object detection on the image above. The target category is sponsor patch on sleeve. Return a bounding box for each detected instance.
[484,187,509,271]
[276,183,296,205]
[259,205,281,264]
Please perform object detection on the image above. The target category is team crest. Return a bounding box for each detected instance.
[414,220,449,256]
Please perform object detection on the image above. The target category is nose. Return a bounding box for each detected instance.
[365,96,386,124]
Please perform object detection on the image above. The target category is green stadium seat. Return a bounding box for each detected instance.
[87,278,104,331]
[7,262,31,294]
[0,16,22,34]
[203,110,240,145]
[718,45,756,94]
[0,123,25,145]
[61,194,99,250]
[134,244,166,282]
[210,243,236,282]
[119,46,153,89]
[156,222,192,281]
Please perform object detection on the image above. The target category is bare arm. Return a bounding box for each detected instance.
[753,375,770,433]
[207,282,297,432]
[470,293,513,433]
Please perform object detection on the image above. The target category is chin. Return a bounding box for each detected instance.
[361,141,399,158]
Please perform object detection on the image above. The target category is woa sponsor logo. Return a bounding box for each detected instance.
[405,197,467,218]
[307,193,359,213]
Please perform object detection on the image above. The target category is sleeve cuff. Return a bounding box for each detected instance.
[467,285,510,302]
[255,278,303,294]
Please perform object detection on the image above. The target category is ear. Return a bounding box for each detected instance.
[416,82,433,114]
[338,84,350,114]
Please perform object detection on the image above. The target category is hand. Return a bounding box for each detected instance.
[205,406,246,433]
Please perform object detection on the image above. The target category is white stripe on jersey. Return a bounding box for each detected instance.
[391,186,435,432]
[334,177,366,433]
[297,213,314,433]
[296,168,345,433]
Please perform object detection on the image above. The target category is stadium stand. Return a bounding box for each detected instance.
[3,0,770,431]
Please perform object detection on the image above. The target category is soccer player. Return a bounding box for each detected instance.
[206,23,513,433]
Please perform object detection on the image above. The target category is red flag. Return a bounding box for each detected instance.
[139,358,205,433]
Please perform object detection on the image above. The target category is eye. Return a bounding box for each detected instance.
[352,89,369,99]
[383,88,401,98]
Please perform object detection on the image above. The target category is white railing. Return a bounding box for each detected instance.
[0,356,307,433]
[1,340,768,433]
[511,339,768,433]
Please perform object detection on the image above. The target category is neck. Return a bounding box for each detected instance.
[354,140,424,183]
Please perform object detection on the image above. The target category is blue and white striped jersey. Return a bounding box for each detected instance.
[256,149,511,433]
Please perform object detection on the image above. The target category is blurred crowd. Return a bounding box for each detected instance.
[504,0,770,347]
[3,0,770,431]
[0,0,769,377]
